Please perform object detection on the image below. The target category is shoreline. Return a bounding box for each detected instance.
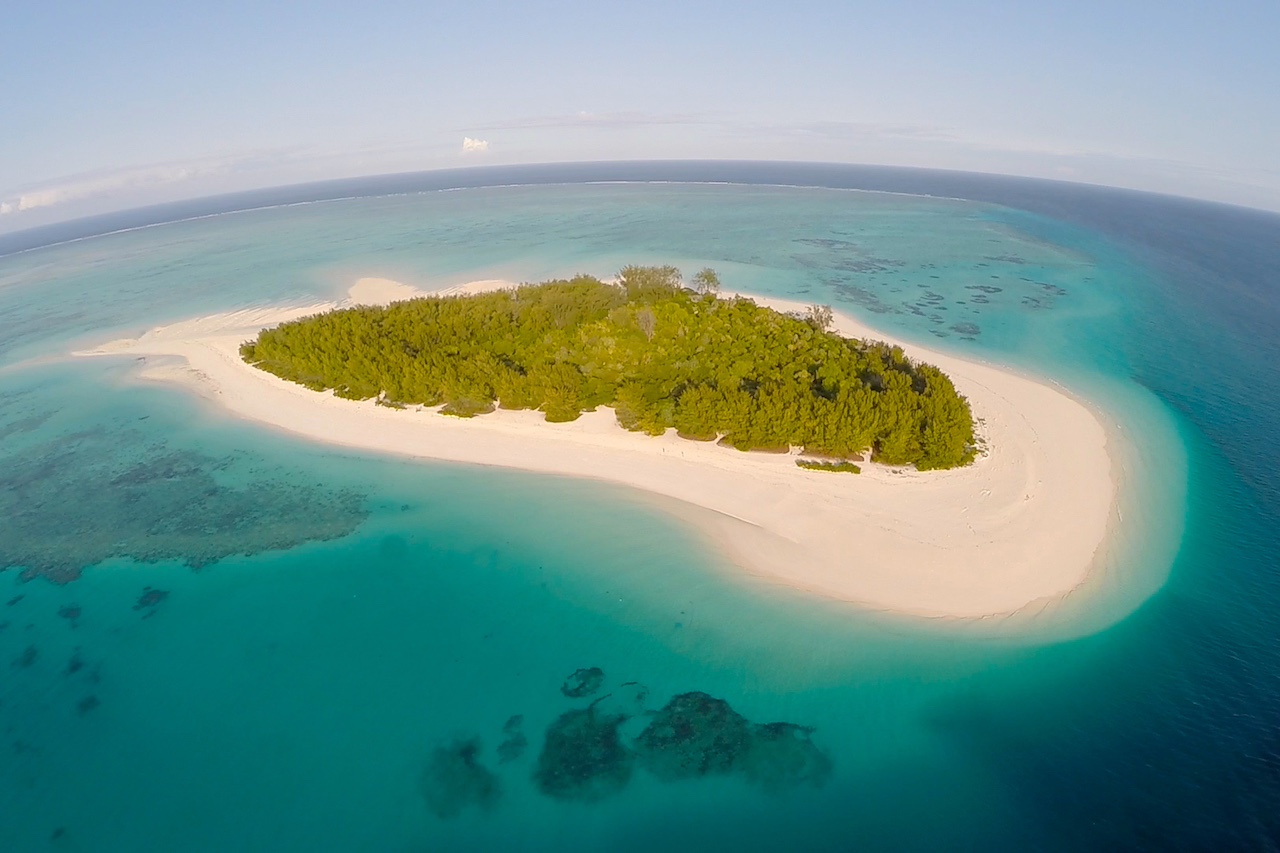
[78,276,1116,620]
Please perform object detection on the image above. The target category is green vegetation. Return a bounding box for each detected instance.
[240,266,977,469]
[795,459,862,474]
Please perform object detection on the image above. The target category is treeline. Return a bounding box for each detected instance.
[241,266,977,469]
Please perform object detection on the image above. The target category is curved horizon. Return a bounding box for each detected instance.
[6,159,1279,261]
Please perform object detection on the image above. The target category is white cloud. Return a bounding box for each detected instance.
[461,136,490,154]
[0,158,245,217]
[473,110,711,131]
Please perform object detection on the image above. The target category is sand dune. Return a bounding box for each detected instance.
[79,276,1114,620]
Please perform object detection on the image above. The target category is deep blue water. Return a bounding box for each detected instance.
[1,163,1278,851]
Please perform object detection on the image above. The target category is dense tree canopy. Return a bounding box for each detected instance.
[241,268,977,469]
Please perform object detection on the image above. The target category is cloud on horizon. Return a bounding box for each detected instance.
[472,110,710,131]
[3,123,1277,234]
[0,152,297,220]
[1,162,219,216]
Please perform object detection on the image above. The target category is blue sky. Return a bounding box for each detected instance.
[3,0,1278,230]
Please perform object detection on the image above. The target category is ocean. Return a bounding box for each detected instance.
[1,164,1278,851]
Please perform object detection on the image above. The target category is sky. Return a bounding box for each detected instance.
[3,0,1278,231]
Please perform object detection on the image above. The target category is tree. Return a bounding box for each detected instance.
[637,307,657,341]
[806,304,834,333]
[619,265,682,301]
[692,267,721,296]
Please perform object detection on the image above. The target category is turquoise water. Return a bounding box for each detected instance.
[0,173,1275,849]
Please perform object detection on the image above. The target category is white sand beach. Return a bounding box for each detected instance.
[80,276,1114,620]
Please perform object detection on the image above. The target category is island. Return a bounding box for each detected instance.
[239,266,977,471]
[79,271,1115,621]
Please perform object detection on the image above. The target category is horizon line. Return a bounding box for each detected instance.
[2,159,1277,261]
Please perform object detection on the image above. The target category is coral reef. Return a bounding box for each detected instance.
[65,649,84,676]
[497,715,527,764]
[532,706,633,801]
[133,588,169,612]
[419,737,501,819]
[12,644,37,668]
[560,667,605,699]
[635,692,834,792]
[0,430,368,583]
[634,691,752,781]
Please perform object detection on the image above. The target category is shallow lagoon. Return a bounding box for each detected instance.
[2,172,1277,850]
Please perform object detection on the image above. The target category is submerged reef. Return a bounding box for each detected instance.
[560,667,605,699]
[497,715,528,764]
[12,644,37,669]
[133,588,169,613]
[634,691,753,780]
[420,737,501,819]
[0,429,368,583]
[533,705,634,801]
[633,692,832,792]
[530,680,831,804]
[422,676,832,819]
[65,649,85,676]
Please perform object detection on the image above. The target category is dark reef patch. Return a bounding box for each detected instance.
[560,667,605,699]
[497,733,528,764]
[0,411,54,442]
[0,429,368,584]
[420,737,501,819]
[76,696,100,716]
[12,644,37,668]
[792,238,906,274]
[635,691,752,781]
[497,715,528,763]
[634,692,833,792]
[520,680,833,805]
[829,281,900,315]
[533,706,633,801]
[133,587,169,613]
[65,649,85,676]
[794,238,861,251]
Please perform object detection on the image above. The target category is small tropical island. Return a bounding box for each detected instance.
[239,266,977,471]
[80,270,1115,620]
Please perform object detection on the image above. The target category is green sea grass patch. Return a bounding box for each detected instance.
[241,266,977,470]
